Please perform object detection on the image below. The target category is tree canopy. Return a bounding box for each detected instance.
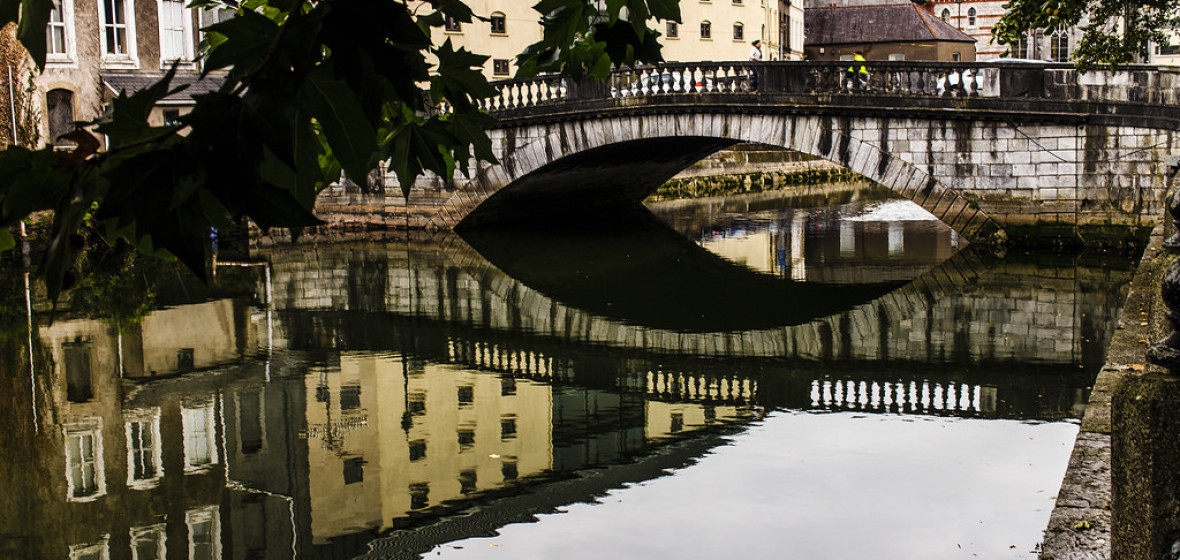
[992,0,1180,68]
[0,0,681,299]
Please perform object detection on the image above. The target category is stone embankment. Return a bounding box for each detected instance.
[647,146,861,201]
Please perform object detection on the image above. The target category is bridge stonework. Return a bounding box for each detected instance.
[313,62,1180,245]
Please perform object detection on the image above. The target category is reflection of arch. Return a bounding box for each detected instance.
[441,114,1004,243]
[46,88,75,146]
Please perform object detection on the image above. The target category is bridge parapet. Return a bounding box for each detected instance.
[483,61,1180,116]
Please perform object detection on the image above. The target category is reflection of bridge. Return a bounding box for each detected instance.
[265,232,1129,366]
[316,61,1180,244]
[265,233,1129,420]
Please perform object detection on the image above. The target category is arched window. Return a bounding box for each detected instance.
[701,20,711,39]
[733,21,743,40]
[1050,25,1069,62]
[940,8,950,23]
[967,7,976,27]
[490,12,506,34]
[46,88,74,146]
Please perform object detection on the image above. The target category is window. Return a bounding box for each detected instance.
[490,12,505,34]
[343,457,364,484]
[182,403,218,472]
[62,338,90,401]
[408,440,426,461]
[126,414,162,487]
[130,525,166,560]
[952,52,961,61]
[501,377,516,396]
[409,483,429,509]
[1051,25,1069,62]
[340,384,361,410]
[162,108,180,126]
[733,22,743,41]
[459,470,477,495]
[99,0,137,64]
[1013,33,1031,58]
[967,7,976,27]
[70,539,109,560]
[65,427,104,500]
[47,0,74,60]
[940,8,950,23]
[237,391,263,454]
[457,428,475,450]
[501,460,518,480]
[445,15,461,32]
[177,348,194,371]
[501,415,517,440]
[666,21,678,38]
[700,20,711,39]
[492,59,510,76]
[158,0,193,63]
[888,53,905,61]
[457,385,473,407]
[186,507,220,560]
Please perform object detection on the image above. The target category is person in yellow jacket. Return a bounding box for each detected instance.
[847,51,869,91]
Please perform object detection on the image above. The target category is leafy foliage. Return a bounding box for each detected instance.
[0,0,679,300]
[992,0,1180,68]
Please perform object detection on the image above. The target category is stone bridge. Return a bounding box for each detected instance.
[314,61,1180,245]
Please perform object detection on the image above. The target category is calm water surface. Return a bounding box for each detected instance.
[0,184,1137,559]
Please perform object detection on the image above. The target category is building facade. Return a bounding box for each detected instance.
[427,1,805,81]
[34,0,226,148]
[932,0,1078,61]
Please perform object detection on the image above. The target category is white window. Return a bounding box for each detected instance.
[182,402,219,472]
[157,0,193,64]
[70,537,110,560]
[47,0,76,62]
[126,411,163,488]
[130,525,166,560]
[99,0,137,66]
[186,507,221,560]
[65,425,105,501]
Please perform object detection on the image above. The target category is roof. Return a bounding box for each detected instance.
[100,72,225,105]
[805,4,977,46]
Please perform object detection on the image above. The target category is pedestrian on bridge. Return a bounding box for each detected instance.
[749,39,763,91]
[848,51,869,91]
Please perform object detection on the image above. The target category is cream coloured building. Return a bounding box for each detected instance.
[426,0,804,80]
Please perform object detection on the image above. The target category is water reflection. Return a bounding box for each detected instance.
[0,185,1139,559]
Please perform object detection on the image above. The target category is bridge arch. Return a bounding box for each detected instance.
[436,112,1006,243]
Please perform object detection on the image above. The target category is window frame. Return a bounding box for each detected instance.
[46,0,76,64]
[940,8,950,23]
[733,21,743,41]
[700,20,711,39]
[492,58,510,77]
[125,410,163,489]
[490,12,506,34]
[967,7,976,27]
[98,0,138,67]
[157,0,195,67]
[666,21,678,38]
[64,423,106,502]
[444,15,462,32]
[181,401,219,473]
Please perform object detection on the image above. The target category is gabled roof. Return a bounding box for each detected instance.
[805,4,976,46]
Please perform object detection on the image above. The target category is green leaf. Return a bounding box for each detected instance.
[647,0,682,22]
[0,227,13,252]
[302,64,378,185]
[203,9,279,74]
[17,0,52,68]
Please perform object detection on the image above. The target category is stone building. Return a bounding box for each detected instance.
[804,3,977,61]
[931,0,1077,60]
[35,0,227,148]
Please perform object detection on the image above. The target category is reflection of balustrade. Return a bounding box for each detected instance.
[809,379,996,415]
[646,370,757,405]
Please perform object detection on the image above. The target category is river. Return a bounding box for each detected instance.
[0,182,1139,559]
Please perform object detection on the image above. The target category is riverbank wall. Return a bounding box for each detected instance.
[1040,199,1180,558]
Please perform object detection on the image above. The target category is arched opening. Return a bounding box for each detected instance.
[46,88,75,146]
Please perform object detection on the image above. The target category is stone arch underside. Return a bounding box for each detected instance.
[432,113,1006,243]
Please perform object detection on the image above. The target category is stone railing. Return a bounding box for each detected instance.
[481,60,1180,114]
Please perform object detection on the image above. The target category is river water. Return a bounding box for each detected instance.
[0,183,1138,559]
